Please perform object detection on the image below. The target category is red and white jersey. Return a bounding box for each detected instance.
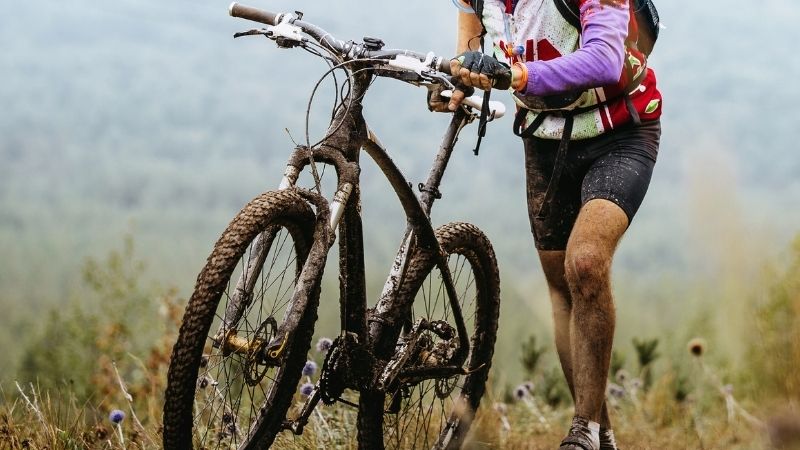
[479,0,663,139]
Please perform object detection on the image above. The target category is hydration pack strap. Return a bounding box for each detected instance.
[553,0,581,29]
[473,89,492,155]
[514,108,548,138]
[536,114,574,219]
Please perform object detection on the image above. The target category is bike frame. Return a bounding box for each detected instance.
[276,67,474,360]
[270,66,480,434]
[217,5,500,436]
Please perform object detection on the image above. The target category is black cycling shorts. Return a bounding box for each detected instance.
[524,120,661,251]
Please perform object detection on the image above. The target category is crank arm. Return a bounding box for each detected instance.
[282,385,322,435]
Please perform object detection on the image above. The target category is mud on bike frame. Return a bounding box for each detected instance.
[163,3,505,449]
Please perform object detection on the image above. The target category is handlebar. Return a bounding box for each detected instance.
[228,2,452,75]
[229,3,278,26]
[228,2,506,119]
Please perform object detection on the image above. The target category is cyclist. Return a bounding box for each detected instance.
[430,0,662,449]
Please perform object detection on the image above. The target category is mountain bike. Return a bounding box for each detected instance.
[163,4,505,449]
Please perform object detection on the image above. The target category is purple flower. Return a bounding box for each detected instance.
[608,383,625,399]
[316,337,333,353]
[514,384,527,400]
[302,360,318,377]
[109,409,125,424]
[299,383,314,397]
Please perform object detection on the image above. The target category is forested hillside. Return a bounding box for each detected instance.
[1,0,798,380]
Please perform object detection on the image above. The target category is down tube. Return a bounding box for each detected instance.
[362,112,469,354]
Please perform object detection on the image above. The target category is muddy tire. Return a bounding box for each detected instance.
[358,222,501,449]
[163,190,320,450]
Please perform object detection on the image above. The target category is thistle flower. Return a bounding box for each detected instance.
[688,338,706,357]
[514,384,528,400]
[316,337,333,353]
[608,383,625,399]
[300,383,314,397]
[523,381,534,392]
[109,409,125,424]
[302,360,318,376]
[615,369,630,385]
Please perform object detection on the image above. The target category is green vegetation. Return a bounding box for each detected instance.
[2,0,800,447]
[1,234,798,448]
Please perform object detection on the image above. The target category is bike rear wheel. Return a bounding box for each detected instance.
[358,222,501,449]
[163,190,321,450]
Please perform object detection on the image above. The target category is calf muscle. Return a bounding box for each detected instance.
[563,199,628,422]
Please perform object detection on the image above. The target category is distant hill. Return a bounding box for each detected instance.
[0,0,798,377]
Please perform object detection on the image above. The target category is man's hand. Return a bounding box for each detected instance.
[450,51,512,91]
[427,82,475,113]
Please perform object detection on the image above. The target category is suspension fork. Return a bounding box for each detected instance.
[213,70,373,356]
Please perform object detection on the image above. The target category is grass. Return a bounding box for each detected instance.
[0,344,784,449]
[2,236,799,449]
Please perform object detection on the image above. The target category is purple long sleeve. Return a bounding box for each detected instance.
[523,0,628,96]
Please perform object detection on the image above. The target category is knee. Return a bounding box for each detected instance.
[564,246,610,296]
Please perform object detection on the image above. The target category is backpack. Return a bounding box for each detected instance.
[467,0,660,56]
[552,0,660,56]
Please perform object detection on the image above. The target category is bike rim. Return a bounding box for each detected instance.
[191,224,303,448]
[382,250,483,449]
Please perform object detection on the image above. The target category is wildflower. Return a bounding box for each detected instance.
[198,377,209,389]
[523,381,534,392]
[302,360,318,377]
[608,383,625,399]
[316,337,333,353]
[94,425,109,440]
[514,384,528,400]
[630,378,643,389]
[688,338,706,357]
[300,383,314,397]
[109,409,125,424]
[614,369,630,385]
[493,402,508,416]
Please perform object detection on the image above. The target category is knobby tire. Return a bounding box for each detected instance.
[163,190,321,450]
[358,222,501,450]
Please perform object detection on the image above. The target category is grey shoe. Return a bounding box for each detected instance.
[599,428,619,450]
[559,416,600,450]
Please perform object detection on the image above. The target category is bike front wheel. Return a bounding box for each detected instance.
[163,189,321,450]
[359,222,501,450]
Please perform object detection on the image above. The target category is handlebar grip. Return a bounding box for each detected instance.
[229,2,278,26]
[438,58,453,76]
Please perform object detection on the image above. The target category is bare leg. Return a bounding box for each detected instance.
[539,250,614,429]
[563,199,628,423]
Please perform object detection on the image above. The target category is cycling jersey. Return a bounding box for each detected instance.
[478,0,663,139]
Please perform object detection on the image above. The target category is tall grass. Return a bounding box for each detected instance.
[2,236,800,449]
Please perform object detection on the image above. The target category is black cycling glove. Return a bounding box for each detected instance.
[453,51,513,90]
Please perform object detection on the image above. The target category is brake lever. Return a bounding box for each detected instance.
[420,72,456,91]
[234,29,269,39]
